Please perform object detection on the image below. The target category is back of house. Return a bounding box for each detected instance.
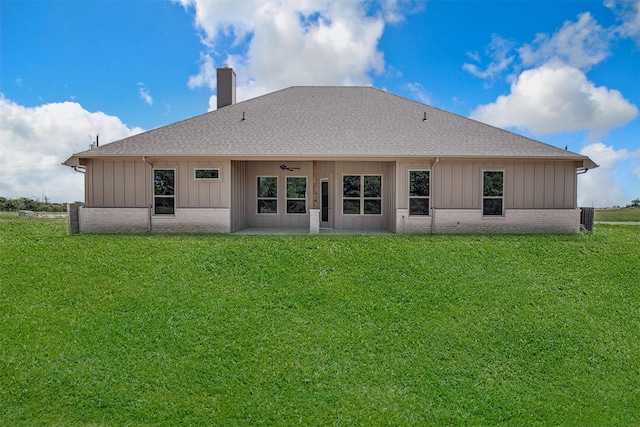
[64,67,597,234]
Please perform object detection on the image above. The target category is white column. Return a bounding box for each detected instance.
[309,208,320,234]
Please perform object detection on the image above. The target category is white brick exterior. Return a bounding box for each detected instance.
[151,208,230,233]
[395,208,580,234]
[79,207,149,233]
[309,209,320,234]
[395,209,434,234]
[78,207,231,234]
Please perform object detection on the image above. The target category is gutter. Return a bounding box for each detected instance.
[577,160,599,175]
[61,159,85,174]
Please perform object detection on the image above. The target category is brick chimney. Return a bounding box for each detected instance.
[217,67,236,109]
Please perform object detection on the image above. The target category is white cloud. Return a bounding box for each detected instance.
[406,82,432,104]
[465,12,613,83]
[138,82,153,105]
[519,12,612,71]
[578,167,628,207]
[580,141,633,168]
[463,35,516,81]
[470,62,638,135]
[606,0,640,45]
[0,96,143,203]
[179,0,393,103]
[188,52,217,90]
[207,95,217,112]
[176,0,260,45]
[577,142,640,207]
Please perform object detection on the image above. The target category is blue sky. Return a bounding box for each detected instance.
[1,0,639,206]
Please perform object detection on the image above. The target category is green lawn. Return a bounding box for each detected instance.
[595,206,640,222]
[1,217,639,425]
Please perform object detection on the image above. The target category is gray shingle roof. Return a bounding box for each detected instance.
[67,86,595,165]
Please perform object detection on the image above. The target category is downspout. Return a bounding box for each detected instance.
[143,157,153,232]
[431,157,440,234]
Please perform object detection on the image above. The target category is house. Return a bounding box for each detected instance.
[64,67,597,234]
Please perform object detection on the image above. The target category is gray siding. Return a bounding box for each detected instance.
[230,160,395,231]
[396,159,579,212]
[332,161,395,231]
[85,158,230,209]
[86,159,149,207]
[231,160,249,232]
[244,161,312,229]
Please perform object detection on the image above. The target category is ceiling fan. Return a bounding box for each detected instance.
[280,164,300,171]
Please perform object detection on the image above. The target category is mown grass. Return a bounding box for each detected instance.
[1,217,639,425]
[595,206,640,222]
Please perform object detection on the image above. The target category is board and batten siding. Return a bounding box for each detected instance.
[332,161,395,231]
[85,158,231,208]
[230,160,249,232]
[396,159,579,211]
[243,161,312,229]
[508,161,578,209]
[153,159,231,208]
[85,159,149,207]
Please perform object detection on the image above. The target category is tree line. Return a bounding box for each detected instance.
[0,197,71,213]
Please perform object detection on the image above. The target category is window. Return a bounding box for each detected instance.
[343,175,382,215]
[154,169,175,215]
[286,177,307,214]
[343,175,360,214]
[483,171,504,216]
[409,170,430,215]
[257,177,278,214]
[194,168,220,180]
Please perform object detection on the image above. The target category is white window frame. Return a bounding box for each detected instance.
[193,167,221,181]
[153,168,176,215]
[257,176,278,215]
[341,174,383,216]
[482,170,505,217]
[285,176,307,215]
[408,169,431,216]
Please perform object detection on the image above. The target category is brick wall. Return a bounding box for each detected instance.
[78,207,231,234]
[151,208,230,233]
[395,208,580,234]
[433,208,580,234]
[79,207,149,233]
[395,209,433,234]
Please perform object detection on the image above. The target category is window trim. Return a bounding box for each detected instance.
[257,176,278,215]
[285,176,307,215]
[408,169,431,217]
[341,174,383,216]
[193,167,221,181]
[482,169,505,217]
[153,168,176,216]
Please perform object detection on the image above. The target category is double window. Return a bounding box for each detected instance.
[257,176,308,214]
[154,169,175,215]
[409,170,430,216]
[483,171,504,216]
[343,175,382,215]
